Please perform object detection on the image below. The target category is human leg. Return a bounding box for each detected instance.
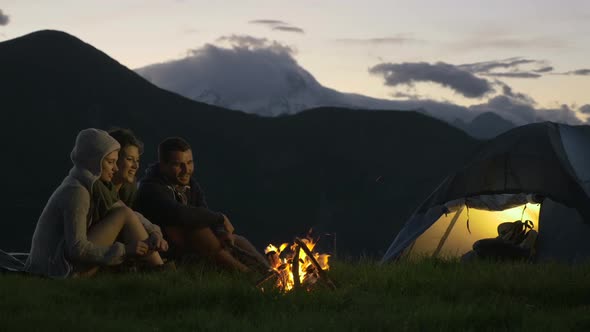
[179,228,250,272]
[232,234,270,269]
[76,207,128,276]
[89,207,164,266]
[118,209,164,266]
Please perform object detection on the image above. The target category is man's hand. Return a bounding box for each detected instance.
[218,231,235,247]
[125,240,150,256]
[147,232,169,252]
[221,214,235,234]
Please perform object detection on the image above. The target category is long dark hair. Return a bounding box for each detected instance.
[108,128,144,154]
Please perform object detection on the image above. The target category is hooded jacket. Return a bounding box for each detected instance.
[25,128,126,278]
[134,163,225,229]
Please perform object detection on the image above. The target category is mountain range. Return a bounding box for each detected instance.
[135,41,516,139]
[0,30,481,256]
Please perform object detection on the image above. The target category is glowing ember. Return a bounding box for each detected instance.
[264,236,331,292]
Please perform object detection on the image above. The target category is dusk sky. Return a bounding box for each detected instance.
[2,0,589,123]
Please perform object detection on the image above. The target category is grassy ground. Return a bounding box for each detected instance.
[1,260,590,331]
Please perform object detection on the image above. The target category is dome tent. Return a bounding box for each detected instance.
[381,122,590,263]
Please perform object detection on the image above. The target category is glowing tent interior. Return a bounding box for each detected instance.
[382,122,590,263]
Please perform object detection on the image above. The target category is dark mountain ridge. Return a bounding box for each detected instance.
[0,30,480,256]
[453,112,516,139]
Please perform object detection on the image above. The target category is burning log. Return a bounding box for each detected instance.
[266,250,281,269]
[262,233,335,292]
[256,270,278,289]
[292,245,301,289]
[294,238,337,290]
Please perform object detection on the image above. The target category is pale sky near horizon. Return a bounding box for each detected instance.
[2,0,589,120]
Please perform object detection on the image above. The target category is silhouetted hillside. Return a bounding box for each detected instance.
[453,112,516,139]
[467,112,516,139]
[0,30,480,256]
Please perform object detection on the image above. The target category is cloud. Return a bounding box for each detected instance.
[272,26,304,34]
[215,35,294,54]
[249,19,288,26]
[454,37,568,50]
[0,9,9,26]
[136,35,316,113]
[535,104,585,125]
[335,35,419,45]
[499,83,535,104]
[469,95,537,124]
[534,66,554,73]
[565,69,590,76]
[469,95,582,126]
[368,60,582,125]
[216,35,269,48]
[369,61,494,98]
[459,58,538,74]
[249,19,304,34]
[390,92,421,100]
[458,58,550,79]
[483,72,542,79]
[359,92,583,127]
[135,36,584,128]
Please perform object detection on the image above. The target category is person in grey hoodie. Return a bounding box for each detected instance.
[25,128,166,278]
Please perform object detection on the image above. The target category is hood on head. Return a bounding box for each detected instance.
[70,128,121,177]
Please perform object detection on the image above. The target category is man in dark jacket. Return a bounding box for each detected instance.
[134,137,267,272]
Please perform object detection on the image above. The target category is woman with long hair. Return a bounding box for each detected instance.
[25,128,166,277]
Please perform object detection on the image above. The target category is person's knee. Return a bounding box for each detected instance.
[112,207,145,238]
[108,206,133,218]
[189,227,223,256]
[202,232,223,255]
[120,207,141,226]
[104,206,131,228]
[232,234,250,248]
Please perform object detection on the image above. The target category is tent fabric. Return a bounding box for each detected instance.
[382,194,539,262]
[382,122,590,263]
[408,201,541,259]
[536,199,590,263]
[559,125,590,197]
[464,193,534,211]
[419,123,590,220]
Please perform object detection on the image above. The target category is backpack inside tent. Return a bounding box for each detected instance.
[381,122,590,263]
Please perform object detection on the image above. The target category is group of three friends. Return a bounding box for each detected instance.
[25,128,268,277]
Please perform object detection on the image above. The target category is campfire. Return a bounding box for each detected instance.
[259,235,335,292]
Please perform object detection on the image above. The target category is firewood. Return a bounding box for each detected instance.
[256,270,278,288]
[266,251,281,269]
[294,238,337,290]
[292,245,301,289]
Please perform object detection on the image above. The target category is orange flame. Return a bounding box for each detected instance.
[264,237,330,292]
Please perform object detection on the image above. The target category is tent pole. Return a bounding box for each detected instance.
[432,206,465,258]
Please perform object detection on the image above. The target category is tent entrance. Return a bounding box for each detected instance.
[407,203,541,259]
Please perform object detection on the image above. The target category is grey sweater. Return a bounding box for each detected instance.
[25,129,128,278]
